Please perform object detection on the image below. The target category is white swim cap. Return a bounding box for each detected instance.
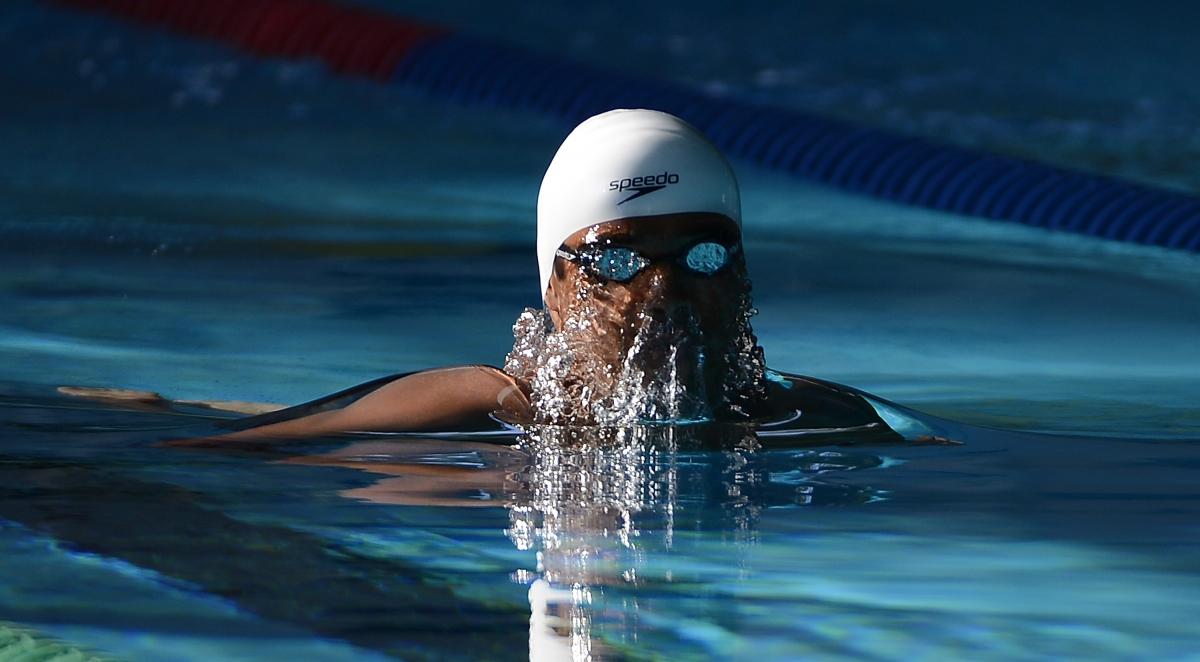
[536,109,741,299]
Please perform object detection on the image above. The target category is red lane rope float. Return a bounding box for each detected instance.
[53,0,447,80]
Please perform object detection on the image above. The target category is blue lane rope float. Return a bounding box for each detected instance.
[54,0,1200,252]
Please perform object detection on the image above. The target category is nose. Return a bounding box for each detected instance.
[639,264,694,321]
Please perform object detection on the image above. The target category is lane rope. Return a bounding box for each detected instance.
[53,0,1200,252]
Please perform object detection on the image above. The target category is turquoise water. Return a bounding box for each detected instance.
[2,1,1200,659]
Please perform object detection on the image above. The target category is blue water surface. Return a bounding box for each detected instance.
[1,1,1199,660]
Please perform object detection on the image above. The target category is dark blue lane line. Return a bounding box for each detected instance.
[392,34,1200,253]
[53,2,1200,253]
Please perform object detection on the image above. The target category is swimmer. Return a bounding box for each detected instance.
[64,109,941,443]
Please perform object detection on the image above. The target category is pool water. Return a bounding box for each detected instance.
[2,1,1199,659]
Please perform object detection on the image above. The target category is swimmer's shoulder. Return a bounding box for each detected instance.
[758,371,885,429]
[329,365,530,433]
[461,364,532,422]
[366,365,531,422]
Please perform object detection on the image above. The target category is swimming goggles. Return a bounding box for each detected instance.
[555,239,739,283]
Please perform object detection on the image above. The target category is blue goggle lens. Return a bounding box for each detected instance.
[684,242,729,275]
[592,247,650,282]
[580,241,733,282]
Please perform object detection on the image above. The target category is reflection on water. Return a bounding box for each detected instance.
[509,425,883,660]
[512,425,766,661]
[295,424,885,660]
[9,391,1200,659]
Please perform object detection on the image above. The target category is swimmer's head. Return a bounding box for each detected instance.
[537,109,741,301]
[523,110,765,422]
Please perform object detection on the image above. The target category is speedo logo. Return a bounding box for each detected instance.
[609,171,681,205]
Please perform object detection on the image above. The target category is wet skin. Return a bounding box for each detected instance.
[543,212,751,416]
[545,211,745,332]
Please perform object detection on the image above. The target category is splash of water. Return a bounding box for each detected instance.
[503,271,768,426]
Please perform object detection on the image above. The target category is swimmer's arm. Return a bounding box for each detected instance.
[56,386,286,415]
[186,366,528,443]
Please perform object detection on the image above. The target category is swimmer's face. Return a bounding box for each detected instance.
[545,212,748,400]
